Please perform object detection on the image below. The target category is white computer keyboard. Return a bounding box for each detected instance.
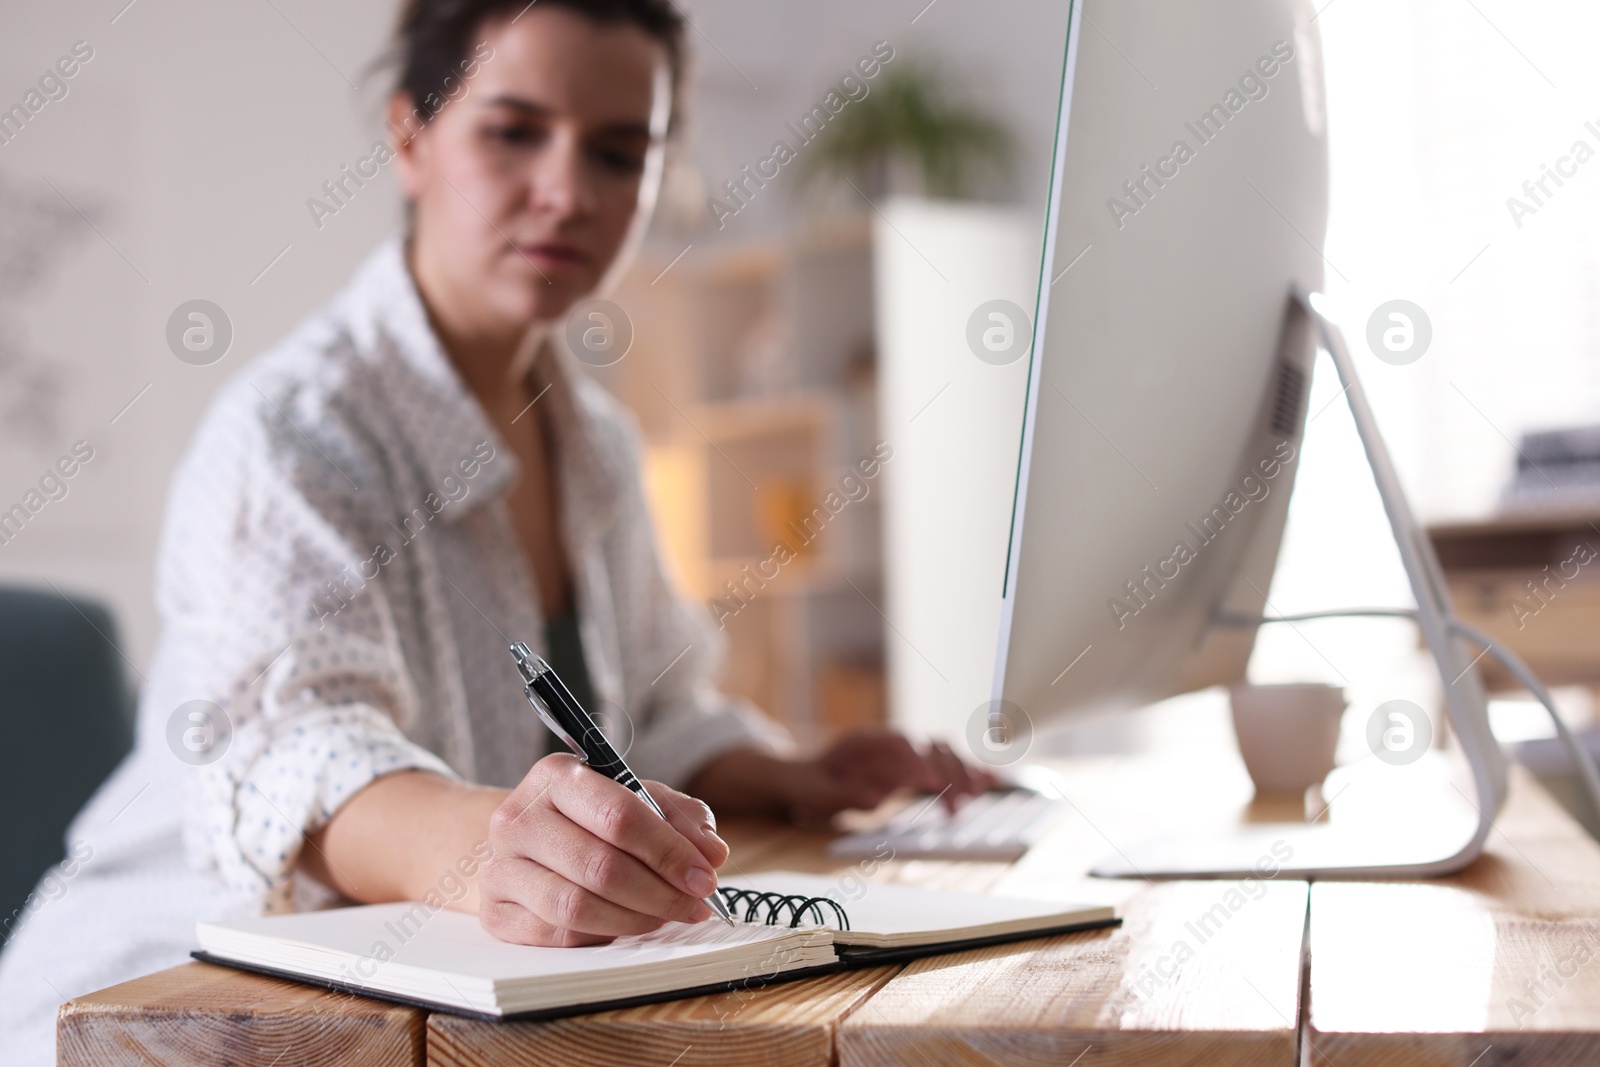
[826,788,1067,862]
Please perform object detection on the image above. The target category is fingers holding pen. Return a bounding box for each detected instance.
[547,759,721,903]
[480,754,723,947]
[647,780,731,868]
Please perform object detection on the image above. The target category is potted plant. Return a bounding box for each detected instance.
[797,57,1017,202]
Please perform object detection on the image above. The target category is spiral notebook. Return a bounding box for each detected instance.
[192,871,1118,1020]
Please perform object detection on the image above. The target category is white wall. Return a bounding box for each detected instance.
[0,0,400,672]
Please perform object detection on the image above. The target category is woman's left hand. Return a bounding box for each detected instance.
[687,729,999,827]
[780,728,997,826]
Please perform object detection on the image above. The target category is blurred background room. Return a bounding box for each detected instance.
[5,0,1600,937]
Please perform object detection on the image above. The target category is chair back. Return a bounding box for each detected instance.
[0,586,134,945]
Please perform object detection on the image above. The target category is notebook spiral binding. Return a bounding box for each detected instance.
[715,888,852,931]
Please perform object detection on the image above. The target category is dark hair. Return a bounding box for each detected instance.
[389,0,686,134]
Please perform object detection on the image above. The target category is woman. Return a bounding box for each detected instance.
[0,0,991,1059]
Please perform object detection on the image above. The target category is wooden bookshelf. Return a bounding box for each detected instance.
[579,219,887,747]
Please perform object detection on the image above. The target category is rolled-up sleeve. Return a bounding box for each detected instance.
[161,376,458,913]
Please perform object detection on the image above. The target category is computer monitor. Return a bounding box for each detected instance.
[996,0,1326,723]
[992,0,1510,877]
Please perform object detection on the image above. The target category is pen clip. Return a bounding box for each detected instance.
[510,641,590,762]
[527,691,589,761]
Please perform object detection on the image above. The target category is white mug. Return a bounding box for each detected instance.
[1229,683,1346,796]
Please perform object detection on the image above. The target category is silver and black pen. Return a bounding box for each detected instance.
[510,641,735,926]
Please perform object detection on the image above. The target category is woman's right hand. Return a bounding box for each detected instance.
[478,753,731,947]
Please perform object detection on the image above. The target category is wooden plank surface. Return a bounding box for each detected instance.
[58,739,1311,1067]
[839,881,1307,1067]
[56,960,424,1067]
[428,966,899,1067]
[65,733,1597,1067]
[1308,763,1600,1066]
[838,753,1310,1067]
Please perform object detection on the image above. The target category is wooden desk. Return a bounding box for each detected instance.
[57,753,1600,1066]
[55,964,422,1067]
[1307,766,1600,1064]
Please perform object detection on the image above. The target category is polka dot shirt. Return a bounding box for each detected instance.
[158,237,790,914]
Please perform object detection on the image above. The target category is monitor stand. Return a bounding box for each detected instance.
[1092,288,1509,880]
